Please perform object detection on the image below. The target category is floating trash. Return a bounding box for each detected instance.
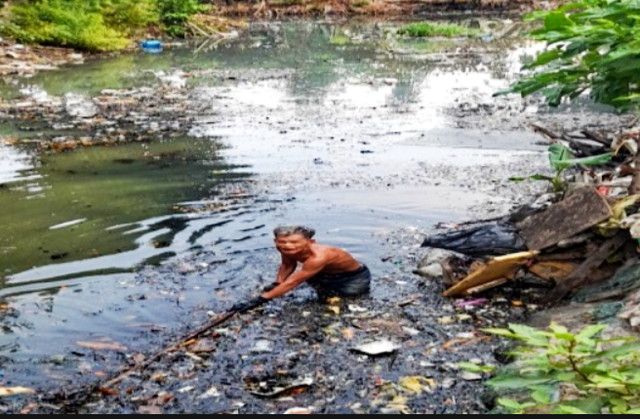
[351,340,400,356]
[140,40,163,54]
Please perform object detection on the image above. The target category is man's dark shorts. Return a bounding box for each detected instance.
[308,265,371,299]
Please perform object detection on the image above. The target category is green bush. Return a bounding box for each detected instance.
[499,0,640,112]
[398,22,478,38]
[156,0,208,38]
[0,0,209,51]
[1,0,158,52]
[462,323,640,414]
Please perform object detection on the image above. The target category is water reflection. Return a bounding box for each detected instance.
[0,137,252,288]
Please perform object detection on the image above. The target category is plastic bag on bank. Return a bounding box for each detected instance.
[422,223,526,257]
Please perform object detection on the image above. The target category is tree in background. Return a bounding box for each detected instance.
[500,0,640,112]
[156,0,208,38]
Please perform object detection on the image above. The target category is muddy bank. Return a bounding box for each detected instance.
[211,0,557,18]
[0,20,632,414]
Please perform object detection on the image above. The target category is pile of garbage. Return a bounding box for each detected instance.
[417,122,640,320]
[0,39,84,77]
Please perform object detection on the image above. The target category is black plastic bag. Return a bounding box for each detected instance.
[422,223,526,257]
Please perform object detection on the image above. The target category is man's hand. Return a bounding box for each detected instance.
[262,282,280,293]
[230,297,268,314]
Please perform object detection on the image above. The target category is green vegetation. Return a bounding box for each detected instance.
[0,0,209,52]
[156,0,208,38]
[352,0,370,8]
[510,143,613,192]
[500,0,640,112]
[462,323,640,414]
[397,22,478,38]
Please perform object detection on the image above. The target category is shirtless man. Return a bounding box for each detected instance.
[231,226,371,313]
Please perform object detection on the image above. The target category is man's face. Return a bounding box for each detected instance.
[275,234,312,256]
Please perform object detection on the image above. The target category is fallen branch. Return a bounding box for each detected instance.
[581,129,612,147]
[103,311,237,388]
[530,123,561,140]
[188,21,212,38]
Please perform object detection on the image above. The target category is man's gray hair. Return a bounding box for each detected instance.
[273,226,316,239]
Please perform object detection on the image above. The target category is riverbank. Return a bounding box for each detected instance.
[0,19,631,414]
[211,0,555,18]
[0,40,86,77]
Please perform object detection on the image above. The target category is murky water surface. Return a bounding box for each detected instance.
[0,20,617,403]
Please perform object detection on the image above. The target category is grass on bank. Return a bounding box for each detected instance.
[398,22,479,38]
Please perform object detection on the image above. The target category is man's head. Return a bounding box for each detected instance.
[274,226,316,256]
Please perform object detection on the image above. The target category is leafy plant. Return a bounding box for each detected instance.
[464,323,640,414]
[1,0,158,52]
[397,22,478,38]
[155,0,208,38]
[510,143,612,192]
[498,0,640,112]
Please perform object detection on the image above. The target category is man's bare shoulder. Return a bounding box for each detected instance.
[311,244,352,259]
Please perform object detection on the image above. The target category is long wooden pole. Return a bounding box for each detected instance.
[103,311,237,389]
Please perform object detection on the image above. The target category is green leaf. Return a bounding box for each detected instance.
[575,324,608,344]
[458,362,494,373]
[564,397,605,414]
[554,153,614,170]
[509,324,550,347]
[610,397,629,414]
[488,375,553,390]
[509,174,554,183]
[544,12,575,30]
[531,388,554,404]
[601,343,640,360]
[555,405,589,414]
[549,143,574,170]
[626,409,640,414]
[590,382,629,394]
[549,322,570,335]
[497,398,526,411]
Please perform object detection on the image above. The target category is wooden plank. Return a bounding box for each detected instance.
[544,232,629,306]
[466,278,509,295]
[444,251,538,298]
[517,186,613,251]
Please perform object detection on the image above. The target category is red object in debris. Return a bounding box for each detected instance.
[597,186,611,196]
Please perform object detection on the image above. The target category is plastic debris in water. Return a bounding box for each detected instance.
[140,40,163,54]
[351,340,400,356]
[250,340,274,354]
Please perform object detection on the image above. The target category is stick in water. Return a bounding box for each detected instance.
[104,310,238,388]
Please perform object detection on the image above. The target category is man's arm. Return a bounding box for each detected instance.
[261,256,326,300]
[276,255,297,284]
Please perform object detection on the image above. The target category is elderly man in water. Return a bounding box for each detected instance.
[231,226,371,313]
